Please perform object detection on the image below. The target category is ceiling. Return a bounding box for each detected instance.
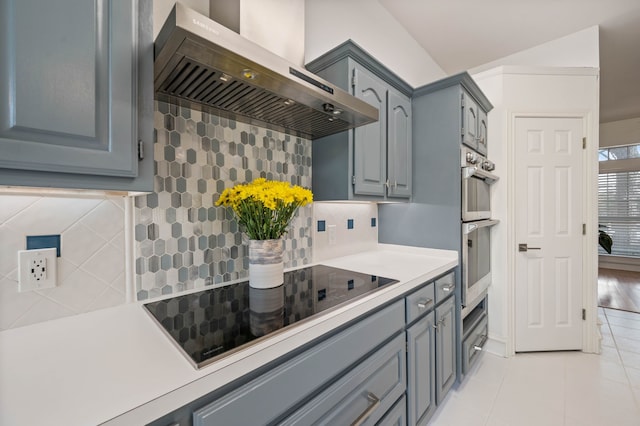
[378,0,640,123]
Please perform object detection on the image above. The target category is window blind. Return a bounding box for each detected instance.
[598,171,640,257]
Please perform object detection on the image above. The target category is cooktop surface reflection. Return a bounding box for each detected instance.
[144,265,399,368]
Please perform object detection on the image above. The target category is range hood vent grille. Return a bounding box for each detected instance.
[157,58,354,138]
[154,4,378,140]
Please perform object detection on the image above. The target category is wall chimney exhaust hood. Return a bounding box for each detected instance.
[154,3,378,140]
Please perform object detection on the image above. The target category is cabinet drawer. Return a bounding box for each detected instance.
[193,300,404,426]
[462,313,488,374]
[434,272,455,304]
[280,333,406,426]
[405,282,435,324]
[376,394,406,426]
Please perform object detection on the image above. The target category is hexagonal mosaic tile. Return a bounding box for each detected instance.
[134,102,313,300]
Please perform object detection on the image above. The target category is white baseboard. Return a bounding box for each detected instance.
[485,336,509,358]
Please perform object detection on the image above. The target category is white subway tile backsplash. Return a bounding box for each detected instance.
[313,203,378,263]
[5,197,101,236]
[0,195,38,224]
[83,244,124,284]
[0,224,22,276]
[11,297,75,329]
[0,276,40,330]
[63,223,108,267]
[0,193,127,330]
[40,268,106,313]
[82,200,125,241]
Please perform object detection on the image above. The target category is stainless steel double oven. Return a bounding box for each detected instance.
[460,146,498,373]
[461,146,499,315]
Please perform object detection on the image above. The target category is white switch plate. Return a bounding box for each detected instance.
[18,248,57,292]
[328,225,337,245]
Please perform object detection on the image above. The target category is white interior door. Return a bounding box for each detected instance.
[514,116,584,352]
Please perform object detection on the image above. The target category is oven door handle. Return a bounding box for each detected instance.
[462,166,499,183]
[463,219,500,235]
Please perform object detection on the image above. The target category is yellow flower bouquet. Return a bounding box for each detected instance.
[215,178,313,240]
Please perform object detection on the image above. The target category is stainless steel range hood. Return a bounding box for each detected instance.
[154,3,378,140]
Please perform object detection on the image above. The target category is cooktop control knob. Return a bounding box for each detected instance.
[466,151,478,164]
[482,160,495,171]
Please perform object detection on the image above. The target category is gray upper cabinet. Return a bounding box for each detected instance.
[0,0,153,192]
[306,40,413,201]
[461,91,479,152]
[387,90,412,198]
[353,65,388,197]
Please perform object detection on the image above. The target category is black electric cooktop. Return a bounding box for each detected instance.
[144,265,399,368]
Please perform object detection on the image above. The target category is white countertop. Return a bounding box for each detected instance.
[0,244,457,426]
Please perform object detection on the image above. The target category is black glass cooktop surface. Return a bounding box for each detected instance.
[144,265,398,368]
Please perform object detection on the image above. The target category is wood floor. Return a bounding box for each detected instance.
[598,268,640,313]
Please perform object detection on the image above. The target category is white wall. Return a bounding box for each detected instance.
[155,0,305,65]
[240,0,305,66]
[469,26,600,74]
[472,67,600,356]
[600,117,640,148]
[304,0,446,87]
[467,25,601,356]
[153,0,209,39]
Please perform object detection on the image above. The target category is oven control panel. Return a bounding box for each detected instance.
[461,146,494,171]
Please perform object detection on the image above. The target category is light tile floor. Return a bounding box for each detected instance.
[430,308,640,425]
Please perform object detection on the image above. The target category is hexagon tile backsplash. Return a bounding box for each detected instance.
[134,102,313,300]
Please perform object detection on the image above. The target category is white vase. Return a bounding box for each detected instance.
[248,239,284,289]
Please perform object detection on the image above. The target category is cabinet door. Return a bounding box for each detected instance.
[477,108,488,156]
[387,90,412,198]
[461,92,479,151]
[352,64,387,197]
[407,312,436,426]
[0,0,141,181]
[376,394,407,426]
[435,297,456,403]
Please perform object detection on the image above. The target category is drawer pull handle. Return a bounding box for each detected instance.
[441,284,454,292]
[351,392,380,426]
[473,334,488,351]
[417,298,433,309]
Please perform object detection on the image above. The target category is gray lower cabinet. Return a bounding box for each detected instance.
[406,312,436,425]
[280,334,406,426]
[376,394,407,426]
[0,0,153,192]
[306,40,412,201]
[435,297,456,404]
[404,269,457,425]
[191,300,405,426]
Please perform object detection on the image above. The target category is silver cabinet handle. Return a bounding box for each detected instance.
[519,243,541,252]
[351,392,381,426]
[441,284,453,292]
[417,298,433,309]
[473,334,488,351]
[433,317,446,332]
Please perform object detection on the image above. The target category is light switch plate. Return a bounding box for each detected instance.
[18,248,57,292]
[328,225,337,245]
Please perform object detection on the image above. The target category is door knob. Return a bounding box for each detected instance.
[518,243,541,252]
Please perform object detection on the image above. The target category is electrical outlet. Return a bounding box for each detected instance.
[328,225,337,245]
[18,248,57,292]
